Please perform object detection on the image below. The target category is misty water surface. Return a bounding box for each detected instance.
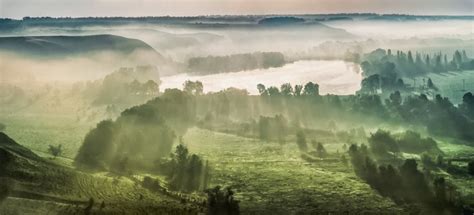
[161,60,362,95]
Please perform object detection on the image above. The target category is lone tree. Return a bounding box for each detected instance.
[296,130,308,151]
[316,142,327,158]
[303,82,319,96]
[48,144,62,159]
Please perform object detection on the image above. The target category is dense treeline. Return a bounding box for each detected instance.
[160,144,210,192]
[74,89,196,172]
[85,66,160,105]
[348,144,461,213]
[195,82,474,143]
[359,49,473,94]
[368,129,441,157]
[187,52,285,74]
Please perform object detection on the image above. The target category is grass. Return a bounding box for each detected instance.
[183,128,403,214]
[0,136,204,214]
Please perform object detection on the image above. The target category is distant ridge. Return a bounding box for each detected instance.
[0,34,163,59]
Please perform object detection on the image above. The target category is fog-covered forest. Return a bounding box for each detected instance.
[0,13,473,214]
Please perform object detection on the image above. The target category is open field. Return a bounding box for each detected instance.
[183,128,403,214]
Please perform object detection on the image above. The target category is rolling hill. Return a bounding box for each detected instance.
[0,132,204,214]
[0,34,164,61]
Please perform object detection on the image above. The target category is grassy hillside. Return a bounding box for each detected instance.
[0,132,204,214]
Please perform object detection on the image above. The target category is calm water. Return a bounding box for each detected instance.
[161,60,362,95]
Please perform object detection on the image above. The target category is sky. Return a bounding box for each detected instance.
[1,0,473,19]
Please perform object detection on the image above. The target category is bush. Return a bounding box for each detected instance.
[168,144,209,192]
[48,144,62,158]
[205,186,240,215]
[468,161,474,175]
[296,130,308,151]
[142,176,162,193]
[368,129,399,156]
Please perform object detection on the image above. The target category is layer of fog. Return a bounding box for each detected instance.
[324,20,474,40]
[161,60,362,95]
[2,24,353,62]
[0,51,170,83]
[1,19,471,93]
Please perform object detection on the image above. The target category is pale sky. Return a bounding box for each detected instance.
[1,0,473,19]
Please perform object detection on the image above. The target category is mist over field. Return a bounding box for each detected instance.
[1,13,474,214]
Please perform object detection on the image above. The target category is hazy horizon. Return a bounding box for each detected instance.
[1,0,473,19]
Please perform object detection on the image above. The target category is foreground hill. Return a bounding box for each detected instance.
[0,132,203,214]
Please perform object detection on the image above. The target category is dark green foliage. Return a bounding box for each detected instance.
[294,85,303,96]
[280,83,293,96]
[368,129,399,156]
[256,82,319,97]
[0,178,10,204]
[74,120,116,170]
[421,153,436,167]
[303,82,319,96]
[84,197,94,215]
[257,84,267,96]
[48,144,62,158]
[397,131,440,154]
[205,186,240,215]
[168,144,208,192]
[359,49,473,94]
[258,115,287,143]
[75,89,196,172]
[426,78,438,91]
[266,86,280,96]
[468,161,474,175]
[184,80,204,95]
[459,92,474,119]
[188,52,285,74]
[433,177,447,205]
[367,129,440,156]
[399,159,432,202]
[386,93,474,142]
[258,16,305,25]
[93,66,160,105]
[296,130,307,151]
[315,141,327,157]
[0,123,5,132]
[351,94,386,118]
[142,176,162,193]
[348,149,451,208]
[436,155,444,167]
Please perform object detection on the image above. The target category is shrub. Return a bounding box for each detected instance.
[468,161,474,175]
[205,186,240,215]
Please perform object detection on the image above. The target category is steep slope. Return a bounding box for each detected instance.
[0,132,203,214]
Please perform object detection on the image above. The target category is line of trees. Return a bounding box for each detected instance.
[348,144,460,213]
[368,129,441,157]
[257,82,319,97]
[188,52,285,75]
[359,49,473,94]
